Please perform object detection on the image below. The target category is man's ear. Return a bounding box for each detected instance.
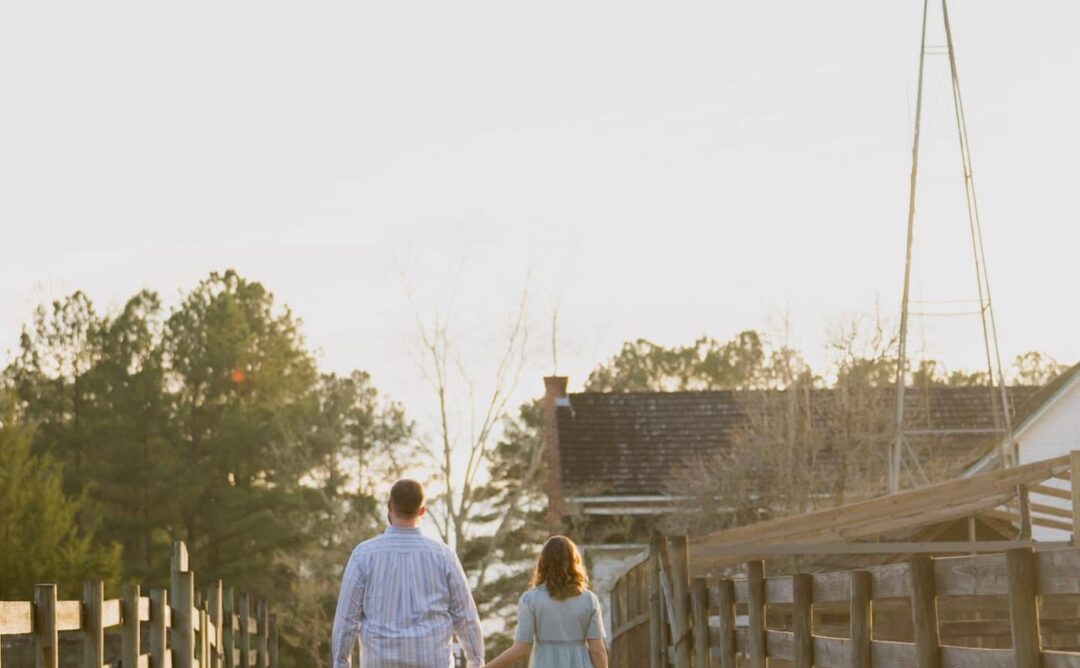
[387,501,395,517]
[417,505,427,518]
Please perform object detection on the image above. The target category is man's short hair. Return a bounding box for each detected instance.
[390,479,425,518]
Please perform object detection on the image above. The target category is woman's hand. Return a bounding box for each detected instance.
[588,638,608,668]
[483,641,531,668]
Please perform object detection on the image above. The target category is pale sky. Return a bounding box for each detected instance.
[2,1,1079,437]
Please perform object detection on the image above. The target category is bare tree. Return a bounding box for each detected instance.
[406,274,531,551]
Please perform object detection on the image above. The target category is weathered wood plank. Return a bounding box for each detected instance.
[102,597,122,628]
[813,571,851,603]
[669,536,692,668]
[765,577,793,604]
[269,613,279,668]
[765,629,793,662]
[849,570,871,668]
[173,570,196,668]
[151,589,168,668]
[1044,649,1080,668]
[35,584,58,668]
[256,600,269,668]
[814,635,849,667]
[239,592,251,668]
[746,561,766,668]
[224,588,236,668]
[939,645,1012,668]
[1006,548,1041,668]
[715,578,736,668]
[0,601,33,634]
[123,585,141,668]
[871,640,916,666]
[1033,483,1072,501]
[690,578,711,668]
[54,600,81,631]
[793,573,813,668]
[909,556,941,668]
[83,581,105,668]
[1038,548,1080,595]
[933,553,1008,596]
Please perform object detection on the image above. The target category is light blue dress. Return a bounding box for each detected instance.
[513,586,606,668]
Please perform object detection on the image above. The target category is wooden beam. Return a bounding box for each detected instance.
[849,570,872,668]
[792,573,813,668]
[746,561,767,668]
[690,578,711,668]
[694,539,1070,560]
[648,542,663,668]
[122,585,140,668]
[1031,484,1072,501]
[909,556,941,668]
[173,570,196,668]
[715,578,737,668]
[1006,548,1042,668]
[150,589,167,668]
[669,536,692,668]
[34,584,58,668]
[82,581,104,668]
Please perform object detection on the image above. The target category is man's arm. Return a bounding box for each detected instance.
[331,551,365,668]
[446,550,485,667]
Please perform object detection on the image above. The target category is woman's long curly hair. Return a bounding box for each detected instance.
[531,535,589,600]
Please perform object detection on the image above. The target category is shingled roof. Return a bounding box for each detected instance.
[553,385,1039,497]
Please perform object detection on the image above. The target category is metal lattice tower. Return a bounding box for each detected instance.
[890,0,1013,493]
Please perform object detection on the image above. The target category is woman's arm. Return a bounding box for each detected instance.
[483,641,531,668]
[588,638,608,668]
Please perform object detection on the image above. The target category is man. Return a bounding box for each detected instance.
[332,479,485,667]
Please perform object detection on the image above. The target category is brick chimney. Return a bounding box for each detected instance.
[542,376,569,531]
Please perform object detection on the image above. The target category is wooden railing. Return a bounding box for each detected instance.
[611,536,1080,667]
[0,542,279,668]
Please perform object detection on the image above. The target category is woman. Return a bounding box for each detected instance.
[484,535,608,668]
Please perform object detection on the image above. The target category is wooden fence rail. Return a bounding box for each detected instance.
[611,537,1080,667]
[0,542,279,668]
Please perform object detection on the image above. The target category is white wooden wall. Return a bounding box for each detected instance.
[1017,377,1080,540]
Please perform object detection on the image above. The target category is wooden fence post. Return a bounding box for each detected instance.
[793,573,813,668]
[83,580,104,668]
[691,577,711,668]
[269,613,279,668]
[716,578,736,668]
[210,581,224,668]
[670,536,692,668]
[200,604,210,668]
[224,587,236,668]
[909,556,941,668]
[648,541,664,668]
[257,599,269,668]
[1006,548,1042,667]
[150,589,168,668]
[746,561,767,668]
[122,584,141,668]
[173,570,196,668]
[849,570,872,668]
[239,592,252,668]
[34,584,58,668]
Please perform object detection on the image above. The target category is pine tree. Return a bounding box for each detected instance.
[0,391,121,599]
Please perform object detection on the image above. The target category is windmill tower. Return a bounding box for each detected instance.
[890,0,1013,493]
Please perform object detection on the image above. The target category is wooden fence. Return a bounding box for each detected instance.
[611,536,1080,667]
[0,542,279,668]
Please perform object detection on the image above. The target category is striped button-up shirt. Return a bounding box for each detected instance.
[332,526,485,668]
